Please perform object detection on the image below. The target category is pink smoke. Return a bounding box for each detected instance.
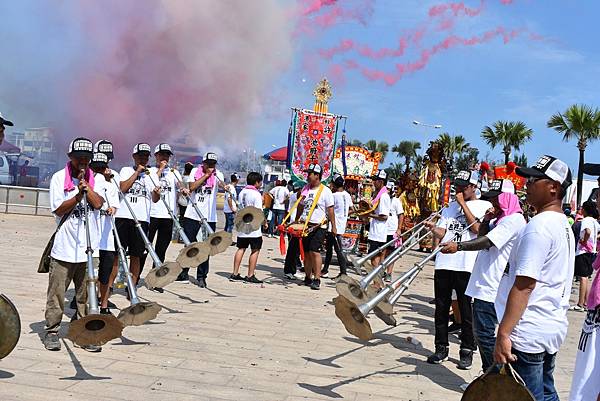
[295,0,375,35]
[301,0,338,15]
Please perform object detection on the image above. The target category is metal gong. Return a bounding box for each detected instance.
[0,294,21,359]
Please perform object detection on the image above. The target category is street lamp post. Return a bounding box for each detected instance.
[412,120,442,129]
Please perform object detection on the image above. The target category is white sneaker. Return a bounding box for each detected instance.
[293,273,303,280]
[321,272,329,278]
[570,304,586,311]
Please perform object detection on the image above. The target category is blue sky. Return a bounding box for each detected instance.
[251,0,600,175]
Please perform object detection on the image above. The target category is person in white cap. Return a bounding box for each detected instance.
[364,170,391,270]
[139,143,182,292]
[179,152,225,288]
[322,173,352,279]
[494,155,574,401]
[43,137,103,352]
[382,180,404,283]
[114,143,160,286]
[294,163,335,290]
[440,179,526,372]
[0,111,14,145]
[424,170,491,369]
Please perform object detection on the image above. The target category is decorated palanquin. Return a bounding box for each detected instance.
[288,78,341,184]
[333,146,382,181]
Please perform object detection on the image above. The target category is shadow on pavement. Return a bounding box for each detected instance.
[59,340,111,381]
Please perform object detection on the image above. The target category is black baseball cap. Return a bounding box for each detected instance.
[454,170,479,187]
[90,152,109,169]
[154,143,173,155]
[0,112,13,126]
[371,169,387,182]
[203,152,218,164]
[332,173,345,187]
[68,137,94,158]
[94,140,114,160]
[132,143,151,155]
[305,163,323,174]
[481,179,515,199]
[516,155,572,190]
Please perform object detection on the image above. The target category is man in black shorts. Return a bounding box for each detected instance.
[572,200,599,311]
[231,172,266,283]
[294,164,336,290]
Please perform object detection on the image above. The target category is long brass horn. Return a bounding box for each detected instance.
[171,168,232,256]
[104,193,162,326]
[336,219,478,340]
[146,171,210,267]
[67,192,124,346]
[111,178,183,289]
[0,294,20,359]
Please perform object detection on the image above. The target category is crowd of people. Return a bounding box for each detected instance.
[19,126,598,401]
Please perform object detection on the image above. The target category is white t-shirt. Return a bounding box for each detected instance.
[434,199,492,272]
[223,185,238,214]
[237,187,263,238]
[299,185,334,225]
[288,192,299,212]
[386,197,405,235]
[270,186,290,211]
[495,211,575,354]
[369,192,391,242]
[576,216,598,256]
[183,168,224,223]
[332,190,353,235]
[49,168,100,263]
[465,213,527,302]
[149,167,180,219]
[94,174,120,252]
[114,167,156,223]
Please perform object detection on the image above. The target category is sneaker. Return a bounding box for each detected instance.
[570,304,586,312]
[197,278,207,288]
[79,344,102,353]
[43,333,61,351]
[150,287,164,293]
[284,273,297,280]
[426,345,449,364]
[448,322,461,334]
[229,274,244,282]
[176,278,190,284]
[304,277,312,286]
[244,275,263,284]
[321,271,329,279]
[293,272,303,280]
[310,279,321,290]
[457,349,473,370]
[100,307,113,315]
[384,273,392,283]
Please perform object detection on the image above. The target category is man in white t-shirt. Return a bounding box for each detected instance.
[323,174,353,279]
[572,200,599,311]
[440,179,526,372]
[383,180,404,283]
[139,143,182,292]
[424,170,491,369]
[494,155,574,401]
[43,138,104,352]
[180,152,225,288]
[269,180,290,237]
[89,152,121,315]
[115,143,160,286]
[231,172,266,284]
[224,173,239,234]
[295,164,336,290]
[366,169,391,269]
[284,182,304,279]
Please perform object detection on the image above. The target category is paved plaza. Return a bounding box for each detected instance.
[0,213,582,400]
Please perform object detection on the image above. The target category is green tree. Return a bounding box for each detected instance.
[513,153,528,167]
[385,162,404,181]
[392,140,421,172]
[437,133,470,172]
[548,104,600,206]
[481,121,533,164]
[455,147,480,172]
[350,139,363,147]
[364,139,389,163]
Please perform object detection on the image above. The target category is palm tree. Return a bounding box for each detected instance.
[350,139,363,147]
[392,140,421,171]
[364,140,389,163]
[513,153,528,167]
[548,104,600,206]
[481,121,533,164]
[385,162,404,181]
[437,133,469,172]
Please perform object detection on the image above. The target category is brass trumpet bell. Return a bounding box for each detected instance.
[0,294,21,359]
[176,241,210,268]
[205,231,232,256]
[66,314,124,346]
[117,302,162,327]
[334,295,373,341]
[336,276,396,327]
[234,206,265,234]
[144,261,183,289]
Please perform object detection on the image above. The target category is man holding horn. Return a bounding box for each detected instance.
[365,170,391,269]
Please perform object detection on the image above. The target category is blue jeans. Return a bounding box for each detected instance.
[224,212,235,233]
[269,209,286,235]
[472,299,498,372]
[511,348,559,401]
[179,218,216,280]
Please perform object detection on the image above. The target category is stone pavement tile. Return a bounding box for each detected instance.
[0,369,79,391]
[66,380,208,401]
[0,382,120,401]
[149,378,286,401]
[108,360,234,386]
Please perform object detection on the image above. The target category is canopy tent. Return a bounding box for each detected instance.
[0,140,20,154]
[263,146,287,162]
